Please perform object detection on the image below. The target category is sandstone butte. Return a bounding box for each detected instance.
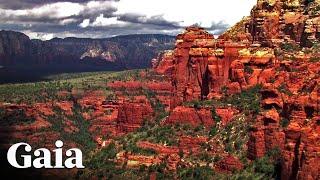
[0,0,319,179]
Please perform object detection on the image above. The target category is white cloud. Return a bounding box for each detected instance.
[1,0,256,27]
[115,0,256,28]
[79,19,90,28]
[23,31,54,40]
[0,1,116,21]
[59,18,78,25]
[0,2,83,19]
[90,14,128,27]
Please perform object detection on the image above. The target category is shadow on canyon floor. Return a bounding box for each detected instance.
[0,65,125,84]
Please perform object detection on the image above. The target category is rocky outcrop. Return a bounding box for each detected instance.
[150,6,319,177]
[164,106,214,127]
[217,155,244,172]
[216,107,239,126]
[152,50,175,75]
[245,0,320,47]
[171,26,216,104]
[153,26,278,108]
[166,26,250,107]
[117,97,154,132]
[246,61,320,180]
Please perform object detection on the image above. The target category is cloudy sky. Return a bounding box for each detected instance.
[0,0,256,40]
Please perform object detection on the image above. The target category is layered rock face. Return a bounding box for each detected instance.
[172,26,216,103]
[117,96,154,133]
[246,0,320,47]
[163,106,214,127]
[167,27,250,107]
[156,26,276,106]
[247,69,320,180]
[152,50,175,75]
[151,2,319,178]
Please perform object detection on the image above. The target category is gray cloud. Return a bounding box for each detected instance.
[0,1,117,23]
[0,0,231,40]
[206,21,230,34]
[117,13,181,28]
[0,0,118,9]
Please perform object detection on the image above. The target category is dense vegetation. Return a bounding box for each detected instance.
[224,85,262,115]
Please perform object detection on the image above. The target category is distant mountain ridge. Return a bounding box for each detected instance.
[0,30,175,70]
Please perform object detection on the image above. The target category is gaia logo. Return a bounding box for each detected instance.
[7,140,85,169]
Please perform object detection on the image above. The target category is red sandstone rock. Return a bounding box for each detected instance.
[136,141,180,154]
[63,118,79,133]
[166,153,181,171]
[178,136,208,149]
[55,101,73,116]
[34,103,54,116]
[248,128,266,159]
[216,107,239,126]
[77,90,106,108]
[152,50,175,75]
[117,99,154,132]
[226,82,241,94]
[170,26,249,107]
[262,108,280,124]
[164,106,214,127]
[217,155,244,172]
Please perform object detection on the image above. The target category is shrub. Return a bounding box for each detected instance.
[244,65,254,74]
[178,166,215,180]
[195,125,205,132]
[280,42,300,52]
[193,101,201,109]
[198,152,211,161]
[148,163,166,174]
[211,107,221,122]
[182,100,215,108]
[310,5,320,16]
[309,57,320,62]
[68,105,96,154]
[220,86,228,94]
[280,118,290,128]
[234,140,244,151]
[277,83,293,96]
[122,137,156,155]
[179,149,184,158]
[253,148,281,178]
[209,126,218,137]
[224,85,262,115]
[254,156,275,176]
[86,142,117,170]
[213,155,222,162]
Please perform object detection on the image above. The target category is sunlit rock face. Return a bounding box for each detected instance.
[165,26,251,107]
[245,0,320,47]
